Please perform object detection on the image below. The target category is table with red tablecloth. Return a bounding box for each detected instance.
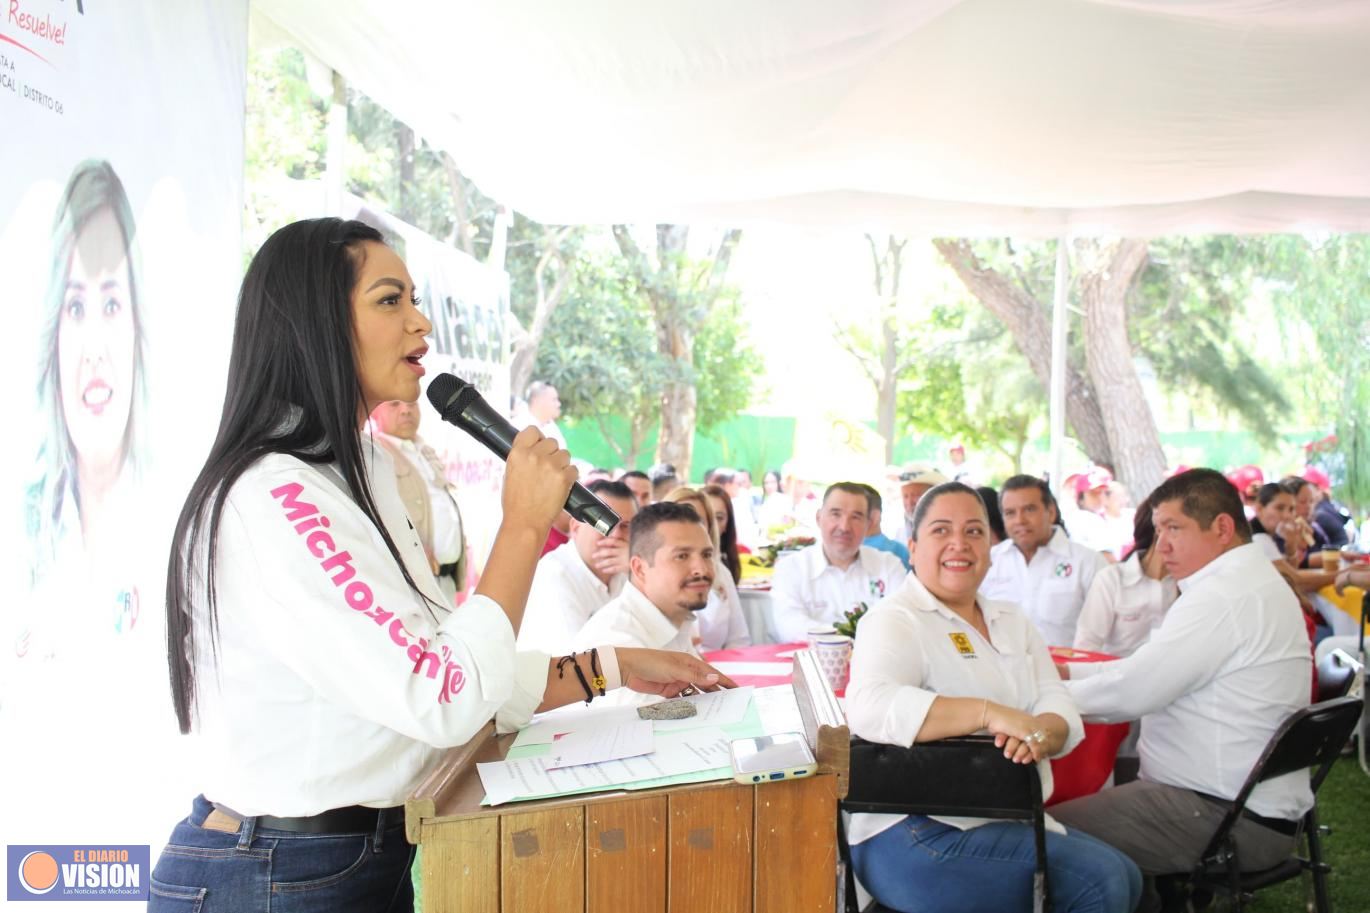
[703,642,1129,806]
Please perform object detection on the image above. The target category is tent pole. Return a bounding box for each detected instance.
[1049,237,1069,499]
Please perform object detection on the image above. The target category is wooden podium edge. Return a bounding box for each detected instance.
[791,649,850,798]
[405,720,498,844]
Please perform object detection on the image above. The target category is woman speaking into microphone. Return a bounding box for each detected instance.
[150,218,732,912]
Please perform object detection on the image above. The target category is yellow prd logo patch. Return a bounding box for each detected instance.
[949,632,976,656]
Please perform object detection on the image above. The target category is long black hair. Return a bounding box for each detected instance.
[703,483,742,584]
[165,218,433,733]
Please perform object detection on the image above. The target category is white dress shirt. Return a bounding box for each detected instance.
[516,542,625,656]
[695,559,751,650]
[846,573,1085,843]
[1073,553,1178,657]
[199,446,548,816]
[573,582,700,657]
[770,544,908,643]
[1252,532,1283,561]
[1066,543,1313,821]
[980,529,1106,647]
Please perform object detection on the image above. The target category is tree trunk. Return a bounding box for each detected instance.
[507,226,573,399]
[1079,240,1167,496]
[612,224,741,481]
[440,153,476,256]
[867,235,907,464]
[933,239,1114,467]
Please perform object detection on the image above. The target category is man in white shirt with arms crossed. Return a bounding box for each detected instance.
[770,482,907,643]
[1052,469,1312,890]
[980,474,1106,647]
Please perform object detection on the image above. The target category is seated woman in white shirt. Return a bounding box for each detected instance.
[665,487,751,650]
[846,482,1141,913]
[1074,495,1178,658]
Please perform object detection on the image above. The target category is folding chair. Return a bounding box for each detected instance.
[1188,696,1363,913]
[839,735,1050,913]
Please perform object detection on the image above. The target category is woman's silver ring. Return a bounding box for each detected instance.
[680,685,699,697]
[1027,729,1047,745]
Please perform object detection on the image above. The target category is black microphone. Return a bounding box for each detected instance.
[426,373,620,536]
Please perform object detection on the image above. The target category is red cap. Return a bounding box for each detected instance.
[1073,467,1113,495]
[1226,464,1264,494]
[1303,465,1331,490]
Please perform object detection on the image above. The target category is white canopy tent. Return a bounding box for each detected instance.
[253,0,1370,487]
[257,0,1370,235]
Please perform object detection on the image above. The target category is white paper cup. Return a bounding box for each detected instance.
[812,634,854,692]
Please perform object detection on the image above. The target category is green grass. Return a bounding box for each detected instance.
[408,758,1369,912]
[1249,756,1370,912]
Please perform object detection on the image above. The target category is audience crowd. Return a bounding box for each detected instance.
[375,380,1363,913]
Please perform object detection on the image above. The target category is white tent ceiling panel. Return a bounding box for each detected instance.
[255,0,1370,234]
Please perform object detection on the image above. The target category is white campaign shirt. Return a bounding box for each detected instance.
[1073,553,1178,657]
[516,542,625,656]
[770,544,908,643]
[1252,532,1284,562]
[572,583,700,708]
[846,574,1084,843]
[1066,543,1313,821]
[198,446,548,816]
[981,529,1106,647]
[573,582,701,657]
[696,559,751,651]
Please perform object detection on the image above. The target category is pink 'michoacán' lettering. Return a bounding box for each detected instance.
[319,550,357,586]
[344,581,374,612]
[306,530,336,558]
[271,482,320,523]
[274,477,467,703]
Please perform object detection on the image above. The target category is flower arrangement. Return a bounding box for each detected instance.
[833,602,869,638]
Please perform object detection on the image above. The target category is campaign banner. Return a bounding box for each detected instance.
[0,0,249,876]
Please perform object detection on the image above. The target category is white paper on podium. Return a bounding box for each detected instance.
[546,720,653,770]
[511,686,756,748]
[652,686,754,731]
[478,727,732,805]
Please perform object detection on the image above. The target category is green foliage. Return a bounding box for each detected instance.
[1259,234,1370,509]
[897,300,1045,475]
[536,245,762,465]
[694,289,764,432]
[535,254,668,464]
[243,45,327,255]
[1133,238,1290,440]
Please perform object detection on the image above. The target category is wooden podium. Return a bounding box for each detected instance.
[405,650,849,913]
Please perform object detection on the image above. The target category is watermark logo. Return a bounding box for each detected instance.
[7,845,149,901]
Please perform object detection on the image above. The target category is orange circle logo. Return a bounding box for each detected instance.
[19,851,59,894]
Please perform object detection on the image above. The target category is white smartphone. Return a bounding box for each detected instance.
[729,732,817,785]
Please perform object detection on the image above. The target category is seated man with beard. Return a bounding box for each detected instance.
[574,501,714,662]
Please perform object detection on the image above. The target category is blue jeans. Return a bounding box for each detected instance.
[147,796,415,913]
[851,815,1141,913]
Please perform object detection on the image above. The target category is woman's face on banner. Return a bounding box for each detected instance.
[57,207,136,471]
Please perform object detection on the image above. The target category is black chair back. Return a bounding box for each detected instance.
[842,735,1050,913]
[1249,696,1361,789]
[845,735,1043,817]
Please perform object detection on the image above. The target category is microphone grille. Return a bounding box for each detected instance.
[426,373,466,412]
